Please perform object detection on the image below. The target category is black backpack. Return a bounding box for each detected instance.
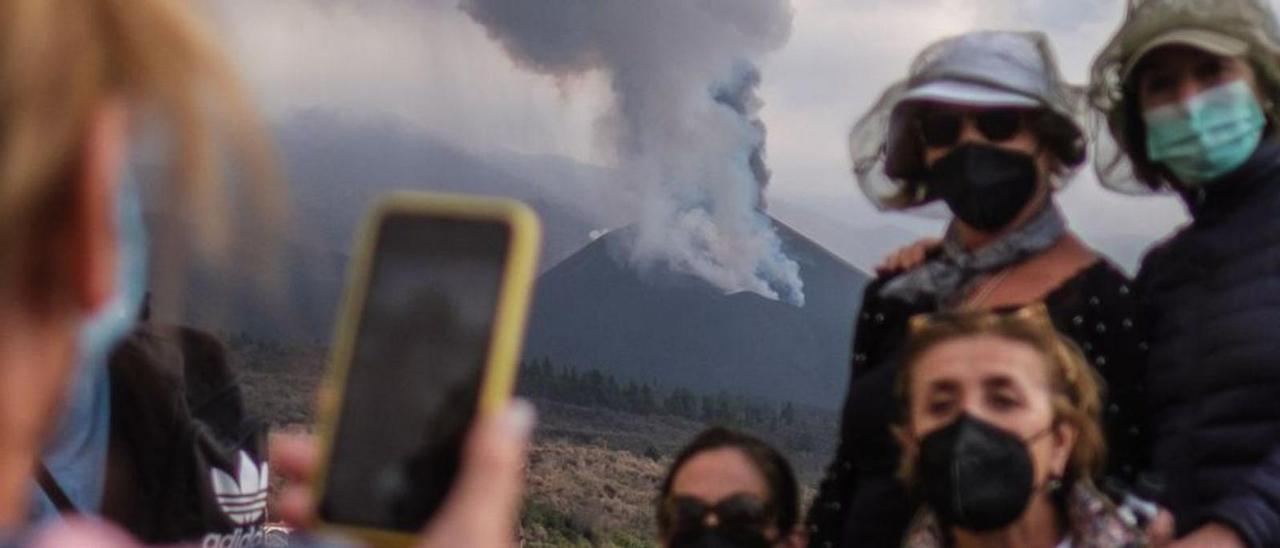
[95,324,269,546]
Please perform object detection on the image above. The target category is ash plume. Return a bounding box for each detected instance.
[461,0,804,306]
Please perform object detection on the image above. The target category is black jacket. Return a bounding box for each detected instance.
[807,260,1150,547]
[1136,142,1280,548]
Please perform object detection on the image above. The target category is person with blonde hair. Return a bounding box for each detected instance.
[0,0,530,546]
[894,306,1144,548]
[808,30,1150,547]
[0,0,275,527]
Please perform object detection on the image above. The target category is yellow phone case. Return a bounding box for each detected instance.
[310,191,541,547]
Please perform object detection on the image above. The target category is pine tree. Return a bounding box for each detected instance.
[640,384,656,415]
[715,391,734,424]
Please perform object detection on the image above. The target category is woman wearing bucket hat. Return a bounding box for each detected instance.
[806,31,1152,548]
[1088,0,1280,546]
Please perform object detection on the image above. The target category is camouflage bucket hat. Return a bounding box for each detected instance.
[1089,0,1280,193]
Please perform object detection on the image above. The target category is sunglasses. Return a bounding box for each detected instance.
[916,108,1029,148]
[908,302,1054,334]
[660,494,774,535]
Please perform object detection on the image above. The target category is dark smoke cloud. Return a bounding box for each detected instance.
[461,0,803,305]
[713,63,771,203]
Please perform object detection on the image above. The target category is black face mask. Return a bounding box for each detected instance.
[917,414,1046,532]
[668,526,773,548]
[927,144,1040,232]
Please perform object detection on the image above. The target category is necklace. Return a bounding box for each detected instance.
[960,268,1013,310]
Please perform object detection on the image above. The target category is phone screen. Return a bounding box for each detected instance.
[318,212,510,532]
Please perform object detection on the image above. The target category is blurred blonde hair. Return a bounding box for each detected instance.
[0,0,281,305]
[893,305,1106,485]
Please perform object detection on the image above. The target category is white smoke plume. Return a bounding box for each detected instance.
[461,0,805,306]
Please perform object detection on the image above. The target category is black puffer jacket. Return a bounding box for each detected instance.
[1136,142,1280,548]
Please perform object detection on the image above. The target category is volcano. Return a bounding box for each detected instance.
[523,220,870,410]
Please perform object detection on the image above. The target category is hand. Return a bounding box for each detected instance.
[1165,523,1245,548]
[875,238,942,276]
[269,400,536,547]
[417,401,534,548]
[267,431,317,528]
[1146,508,1175,547]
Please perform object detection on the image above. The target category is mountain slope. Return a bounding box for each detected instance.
[279,111,600,270]
[168,111,607,341]
[524,220,870,409]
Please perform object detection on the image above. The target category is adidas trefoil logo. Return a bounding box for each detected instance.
[210,451,269,525]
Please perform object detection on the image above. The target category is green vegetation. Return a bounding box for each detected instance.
[517,357,836,460]
[229,335,834,547]
[522,499,655,548]
[520,357,802,432]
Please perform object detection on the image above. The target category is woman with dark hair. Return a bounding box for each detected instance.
[658,427,803,548]
[1087,0,1280,545]
[807,31,1151,547]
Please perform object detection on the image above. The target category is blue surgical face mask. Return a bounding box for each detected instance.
[78,178,148,370]
[32,177,148,520]
[1143,79,1268,185]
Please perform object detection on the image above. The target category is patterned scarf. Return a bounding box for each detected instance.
[879,202,1066,307]
[901,482,1144,548]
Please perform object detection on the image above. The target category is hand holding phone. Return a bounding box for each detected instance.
[271,400,535,548]
[311,192,540,546]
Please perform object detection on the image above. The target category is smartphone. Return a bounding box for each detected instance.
[312,192,540,546]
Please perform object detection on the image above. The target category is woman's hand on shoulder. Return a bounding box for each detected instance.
[876,238,942,276]
[1146,507,1175,547]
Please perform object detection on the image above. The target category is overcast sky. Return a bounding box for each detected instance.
[209,0,1280,273]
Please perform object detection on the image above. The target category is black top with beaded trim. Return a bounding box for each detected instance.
[805,259,1150,548]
